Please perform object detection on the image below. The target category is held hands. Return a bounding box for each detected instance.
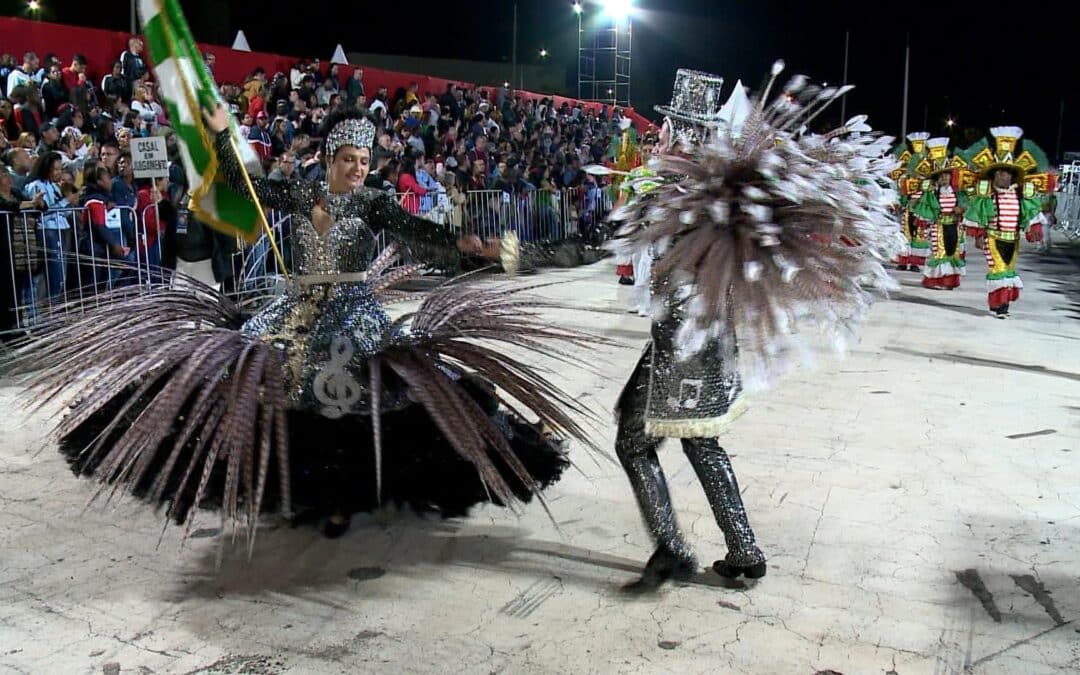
[455,235,502,260]
[203,105,231,134]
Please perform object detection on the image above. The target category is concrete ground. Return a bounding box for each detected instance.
[1,243,1078,675]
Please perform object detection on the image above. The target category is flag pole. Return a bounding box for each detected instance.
[226,135,290,279]
[150,0,288,278]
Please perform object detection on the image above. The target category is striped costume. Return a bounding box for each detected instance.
[963,183,1045,311]
[913,185,968,289]
[959,126,1053,316]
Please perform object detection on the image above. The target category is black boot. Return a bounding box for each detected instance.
[682,439,767,579]
[713,559,767,580]
[616,350,697,593]
[623,546,698,593]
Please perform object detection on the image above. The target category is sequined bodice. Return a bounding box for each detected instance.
[293,190,378,275]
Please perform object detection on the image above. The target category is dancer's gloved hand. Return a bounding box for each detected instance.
[204,105,231,134]
[455,234,504,262]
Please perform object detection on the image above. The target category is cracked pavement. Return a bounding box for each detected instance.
[1,251,1079,674]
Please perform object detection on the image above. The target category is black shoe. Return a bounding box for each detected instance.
[713,560,767,580]
[622,547,697,593]
[323,514,351,539]
[618,276,635,286]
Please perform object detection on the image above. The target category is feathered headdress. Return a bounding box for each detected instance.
[608,60,904,390]
[962,126,1054,194]
[889,131,931,193]
[906,137,968,189]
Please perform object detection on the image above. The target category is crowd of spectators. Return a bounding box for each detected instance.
[1,40,631,334]
[219,57,630,232]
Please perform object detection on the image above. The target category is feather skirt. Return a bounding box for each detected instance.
[4,274,601,541]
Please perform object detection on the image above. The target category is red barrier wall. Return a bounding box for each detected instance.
[0,17,652,131]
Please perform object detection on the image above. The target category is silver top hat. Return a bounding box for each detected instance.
[654,69,724,126]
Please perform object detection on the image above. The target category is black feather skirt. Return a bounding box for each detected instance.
[57,370,569,522]
[5,278,598,540]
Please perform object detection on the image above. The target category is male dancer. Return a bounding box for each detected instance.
[612,69,767,590]
[609,65,900,591]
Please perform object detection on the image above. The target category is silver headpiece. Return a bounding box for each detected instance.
[325,116,376,159]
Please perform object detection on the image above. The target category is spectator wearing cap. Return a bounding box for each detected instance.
[346,69,364,108]
[35,122,60,156]
[120,38,147,88]
[248,111,272,161]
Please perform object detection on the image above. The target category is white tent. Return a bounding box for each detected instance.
[231,30,251,52]
[330,44,349,65]
[718,79,751,131]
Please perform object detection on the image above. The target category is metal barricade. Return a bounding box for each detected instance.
[1,204,163,333]
[1055,162,1080,241]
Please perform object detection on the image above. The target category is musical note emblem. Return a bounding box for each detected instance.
[667,379,704,411]
[313,336,362,418]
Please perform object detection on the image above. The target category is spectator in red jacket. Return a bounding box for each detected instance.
[137,175,174,280]
[396,154,427,215]
[248,111,271,161]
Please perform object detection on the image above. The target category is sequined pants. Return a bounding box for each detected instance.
[615,346,766,566]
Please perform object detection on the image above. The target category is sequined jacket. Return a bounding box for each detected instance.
[214,131,461,274]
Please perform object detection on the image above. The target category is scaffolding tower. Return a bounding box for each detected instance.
[577,11,632,109]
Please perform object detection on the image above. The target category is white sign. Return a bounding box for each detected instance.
[132,137,169,179]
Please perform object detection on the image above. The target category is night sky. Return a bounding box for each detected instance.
[8,0,1079,156]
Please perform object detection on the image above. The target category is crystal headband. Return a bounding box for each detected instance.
[325,117,376,159]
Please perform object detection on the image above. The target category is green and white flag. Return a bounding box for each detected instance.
[139,0,265,242]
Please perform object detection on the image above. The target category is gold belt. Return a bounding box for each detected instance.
[295,272,369,286]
